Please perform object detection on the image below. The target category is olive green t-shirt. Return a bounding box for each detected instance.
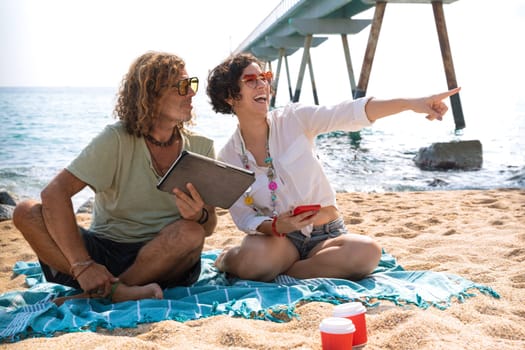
[67,121,214,243]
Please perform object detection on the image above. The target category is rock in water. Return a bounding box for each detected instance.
[414,140,482,170]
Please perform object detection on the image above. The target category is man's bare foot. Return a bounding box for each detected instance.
[52,282,163,306]
[111,282,163,303]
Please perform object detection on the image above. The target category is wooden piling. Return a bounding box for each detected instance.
[432,1,465,130]
[354,1,386,99]
[293,34,313,102]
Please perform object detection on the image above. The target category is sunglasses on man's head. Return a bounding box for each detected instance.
[241,71,273,89]
[170,77,199,96]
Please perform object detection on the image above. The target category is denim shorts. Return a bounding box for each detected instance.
[286,218,348,259]
[40,227,201,290]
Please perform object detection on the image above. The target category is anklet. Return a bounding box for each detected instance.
[108,282,120,302]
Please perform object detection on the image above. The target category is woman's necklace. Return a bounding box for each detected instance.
[240,141,278,217]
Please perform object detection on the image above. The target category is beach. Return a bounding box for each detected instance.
[1,189,524,349]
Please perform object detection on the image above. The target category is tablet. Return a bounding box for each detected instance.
[157,150,255,209]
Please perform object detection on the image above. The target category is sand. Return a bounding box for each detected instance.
[1,189,524,349]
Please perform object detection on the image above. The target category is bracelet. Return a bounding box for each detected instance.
[271,217,286,237]
[71,260,94,280]
[197,208,209,224]
[69,258,93,274]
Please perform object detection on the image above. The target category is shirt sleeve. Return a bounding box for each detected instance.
[291,96,374,137]
[67,125,120,192]
[184,131,215,159]
[228,197,271,235]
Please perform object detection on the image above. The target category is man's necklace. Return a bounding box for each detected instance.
[145,131,177,147]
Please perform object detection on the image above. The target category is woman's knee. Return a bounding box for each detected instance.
[354,238,382,276]
[336,235,381,279]
[225,247,284,281]
[366,239,382,267]
[234,261,276,281]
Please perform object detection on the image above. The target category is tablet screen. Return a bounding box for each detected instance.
[157,150,255,209]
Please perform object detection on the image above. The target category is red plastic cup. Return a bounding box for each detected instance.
[319,317,355,350]
[332,302,368,348]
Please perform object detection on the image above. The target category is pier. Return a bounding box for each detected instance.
[234,0,465,130]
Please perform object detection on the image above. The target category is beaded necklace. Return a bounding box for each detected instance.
[240,141,278,217]
[145,132,177,147]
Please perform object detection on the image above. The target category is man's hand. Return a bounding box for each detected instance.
[76,262,118,298]
[172,183,205,221]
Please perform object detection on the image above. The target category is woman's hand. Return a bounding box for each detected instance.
[410,87,461,121]
[365,87,461,122]
[273,210,319,235]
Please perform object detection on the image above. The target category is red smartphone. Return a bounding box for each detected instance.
[293,204,321,216]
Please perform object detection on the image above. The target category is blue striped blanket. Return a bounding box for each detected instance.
[0,250,499,343]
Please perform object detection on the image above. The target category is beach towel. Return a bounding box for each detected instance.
[0,250,499,343]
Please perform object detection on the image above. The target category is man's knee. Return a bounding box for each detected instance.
[161,219,206,248]
[12,200,40,231]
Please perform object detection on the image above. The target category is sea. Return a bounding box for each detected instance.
[1,87,524,211]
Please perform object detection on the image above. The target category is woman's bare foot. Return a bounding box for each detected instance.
[214,246,242,273]
[214,247,231,272]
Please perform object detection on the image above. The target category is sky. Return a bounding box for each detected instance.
[0,0,282,87]
[1,0,525,108]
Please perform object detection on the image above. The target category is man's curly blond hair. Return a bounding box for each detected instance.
[113,51,187,136]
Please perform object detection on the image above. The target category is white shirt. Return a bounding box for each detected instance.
[218,97,373,234]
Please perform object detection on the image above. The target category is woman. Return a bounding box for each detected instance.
[206,52,459,282]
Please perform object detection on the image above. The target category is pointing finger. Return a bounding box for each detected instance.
[436,87,461,100]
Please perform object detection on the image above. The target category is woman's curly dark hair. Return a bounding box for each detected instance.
[206,52,264,115]
[113,51,186,136]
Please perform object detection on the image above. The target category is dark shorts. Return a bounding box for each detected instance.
[285,218,348,259]
[40,227,201,290]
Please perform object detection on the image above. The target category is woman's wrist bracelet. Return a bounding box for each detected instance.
[271,217,286,237]
[197,208,209,224]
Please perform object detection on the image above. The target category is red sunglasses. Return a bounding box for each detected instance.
[241,71,273,89]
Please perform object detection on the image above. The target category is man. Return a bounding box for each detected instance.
[13,51,216,303]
